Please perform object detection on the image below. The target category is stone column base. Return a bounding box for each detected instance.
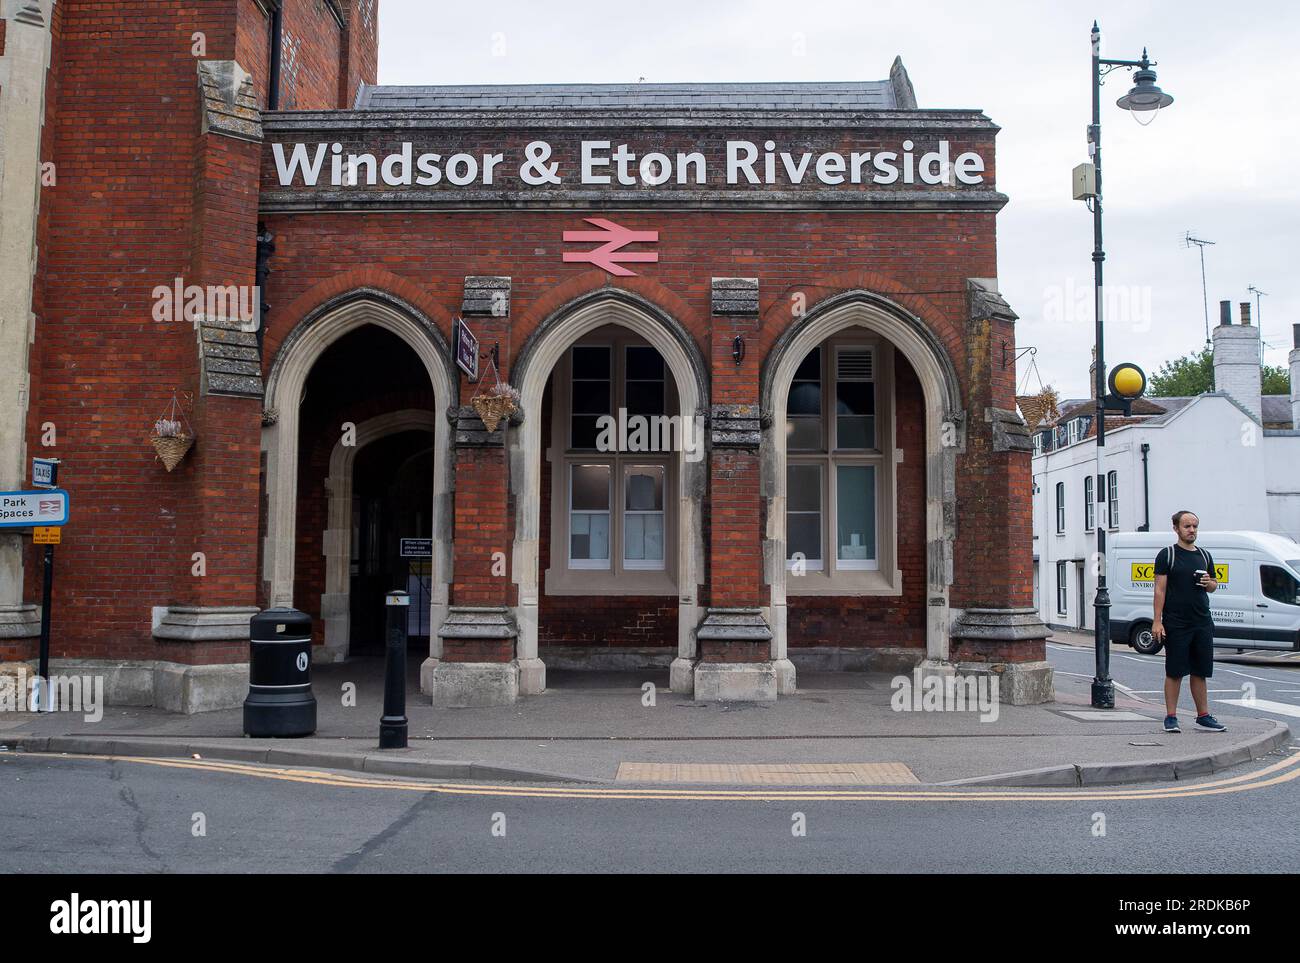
[669,657,696,694]
[694,661,777,701]
[154,661,249,714]
[954,659,1055,706]
[40,658,248,714]
[773,658,796,694]
[152,605,259,641]
[949,607,1053,704]
[518,657,545,695]
[430,661,519,707]
[419,657,440,696]
[434,606,520,706]
[0,604,41,638]
[693,607,777,701]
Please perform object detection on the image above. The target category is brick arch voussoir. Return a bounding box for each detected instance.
[265,269,454,372]
[757,269,965,373]
[511,272,706,379]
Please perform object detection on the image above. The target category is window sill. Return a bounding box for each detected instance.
[786,568,902,597]
[544,567,679,597]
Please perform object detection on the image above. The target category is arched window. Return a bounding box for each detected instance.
[785,336,898,592]
[545,325,678,595]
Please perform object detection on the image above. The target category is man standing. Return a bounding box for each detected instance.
[1153,510,1227,732]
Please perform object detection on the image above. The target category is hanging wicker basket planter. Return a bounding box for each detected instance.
[151,432,195,471]
[151,392,196,472]
[471,394,517,433]
[470,358,519,433]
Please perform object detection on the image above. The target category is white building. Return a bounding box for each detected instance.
[1028,305,1300,632]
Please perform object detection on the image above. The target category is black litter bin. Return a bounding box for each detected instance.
[243,607,317,737]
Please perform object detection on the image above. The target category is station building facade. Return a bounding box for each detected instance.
[0,0,1051,711]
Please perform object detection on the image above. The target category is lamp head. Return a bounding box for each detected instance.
[1117,65,1174,112]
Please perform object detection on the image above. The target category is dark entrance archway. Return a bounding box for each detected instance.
[349,431,435,654]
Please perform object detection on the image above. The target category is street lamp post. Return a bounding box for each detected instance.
[1086,22,1173,709]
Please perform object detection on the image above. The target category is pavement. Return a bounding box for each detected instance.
[1,638,1292,787]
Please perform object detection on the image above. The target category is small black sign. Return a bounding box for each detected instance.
[400,538,433,558]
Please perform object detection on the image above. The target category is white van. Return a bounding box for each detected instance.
[1107,531,1300,655]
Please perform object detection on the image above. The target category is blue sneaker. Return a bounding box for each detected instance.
[1163,715,1180,733]
[1196,714,1227,732]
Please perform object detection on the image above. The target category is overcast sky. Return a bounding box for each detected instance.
[376,0,1298,399]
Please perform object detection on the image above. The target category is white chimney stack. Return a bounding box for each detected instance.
[1212,299,1262,422]
[1290,323,1300,430]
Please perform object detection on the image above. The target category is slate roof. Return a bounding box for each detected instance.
[354,66,915,112]
[1262,394,1294,428]
[1047,393,1292,432]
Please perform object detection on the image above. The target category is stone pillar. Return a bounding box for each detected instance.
[693,278,778,701]
[0,2,54,656]
[431,404,522,706]
[948,279,1051,705]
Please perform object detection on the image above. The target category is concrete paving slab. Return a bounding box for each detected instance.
[1,661,1292,786]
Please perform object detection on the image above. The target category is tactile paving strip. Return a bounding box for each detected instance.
[615,762,920,785]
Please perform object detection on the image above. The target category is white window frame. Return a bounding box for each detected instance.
[1107,470,1119,531]
[786,338,898,595]
[545,327,677,596]
[567,463,612,570]
[1056,561,1068,615]
[1055,482,1066,534]
[1084,474,1095,532]
[621,463,667,571]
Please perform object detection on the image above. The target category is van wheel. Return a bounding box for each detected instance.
[1131,623,1162,656]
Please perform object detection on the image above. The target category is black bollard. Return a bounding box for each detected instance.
[379,590,409,749]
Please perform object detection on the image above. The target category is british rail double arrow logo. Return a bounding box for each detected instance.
[562,217,659,277]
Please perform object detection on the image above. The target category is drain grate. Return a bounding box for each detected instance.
[615,762,919,785]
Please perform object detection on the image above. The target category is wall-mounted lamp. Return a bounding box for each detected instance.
[732,335,745,366]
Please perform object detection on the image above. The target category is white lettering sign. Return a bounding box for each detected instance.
[273,140,987,189]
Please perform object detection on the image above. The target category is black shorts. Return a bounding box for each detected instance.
[1163,620,1214,679]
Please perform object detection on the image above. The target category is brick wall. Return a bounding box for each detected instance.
[277,0,343,110]
[8,1,375,662]
[341,0,379,108]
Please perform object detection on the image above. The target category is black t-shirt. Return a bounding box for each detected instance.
[1155,544,1215,625]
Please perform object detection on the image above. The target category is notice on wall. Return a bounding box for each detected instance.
[400,538,433,558]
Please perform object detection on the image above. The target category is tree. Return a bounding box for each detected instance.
[1148,346,1291,397]
[1262,365,1292,395]
[1148,347,1212,396]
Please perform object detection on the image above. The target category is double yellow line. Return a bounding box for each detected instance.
[24,747,1300,803]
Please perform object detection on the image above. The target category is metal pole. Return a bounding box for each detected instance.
[379,590,409,749]
[1199,246,1210,345]
[36,544,54,712]
[1090,23,1115,709]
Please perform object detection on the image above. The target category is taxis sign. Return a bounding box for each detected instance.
[1130,562,1228,586]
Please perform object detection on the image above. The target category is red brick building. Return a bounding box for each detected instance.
[0,0,1050,711]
